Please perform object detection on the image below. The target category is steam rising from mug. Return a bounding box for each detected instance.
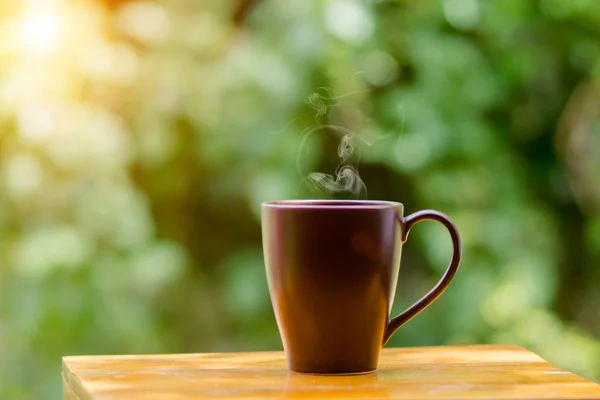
[273,85,402,198]
[307,134,365,197]
[298,88,370,198]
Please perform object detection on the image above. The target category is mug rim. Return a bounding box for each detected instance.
[261,199,402,209]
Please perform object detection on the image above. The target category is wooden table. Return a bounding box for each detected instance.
[62,344,600,399]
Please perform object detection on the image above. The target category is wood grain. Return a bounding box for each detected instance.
[62,345,600,399]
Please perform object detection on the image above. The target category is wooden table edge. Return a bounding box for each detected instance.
[61,344,600,400]
[63,358,93,400]
[61,343,530,364]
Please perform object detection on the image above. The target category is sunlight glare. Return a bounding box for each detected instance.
[17,8,63,56]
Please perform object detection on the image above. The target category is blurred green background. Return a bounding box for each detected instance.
[1,0,600,398]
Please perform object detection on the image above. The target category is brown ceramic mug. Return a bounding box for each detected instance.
[261,200,461,375]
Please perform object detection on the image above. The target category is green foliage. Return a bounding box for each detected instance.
[1,0,600,398]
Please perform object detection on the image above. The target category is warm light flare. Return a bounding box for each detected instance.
[16,7,63,57]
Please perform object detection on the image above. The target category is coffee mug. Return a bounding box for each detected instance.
[261,200,461,375]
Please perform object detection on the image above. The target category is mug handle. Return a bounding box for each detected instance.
[382,210,462,346]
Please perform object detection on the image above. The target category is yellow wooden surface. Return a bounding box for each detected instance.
[62,345,600,399]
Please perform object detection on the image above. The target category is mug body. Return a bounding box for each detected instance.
[261,200,403,374]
